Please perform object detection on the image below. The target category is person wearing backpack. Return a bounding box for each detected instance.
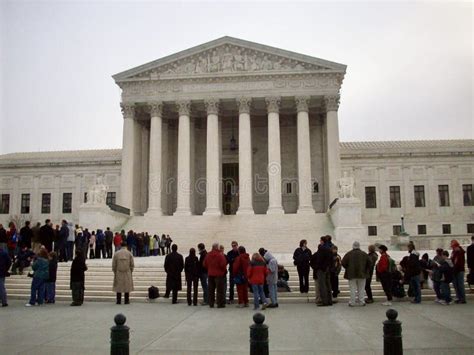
[376,245,393,306]
[438,250,454,305]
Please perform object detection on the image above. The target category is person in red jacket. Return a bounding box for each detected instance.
[450,240,466,304]
[376,245,393,306]
[203,243,227,308]
[247,253,269,310]
[232,246,250,307]
[113,232,122,253]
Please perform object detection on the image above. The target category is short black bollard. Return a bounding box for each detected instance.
[111,313,130,355]
[250,312,269,355]
[383,309,403,355]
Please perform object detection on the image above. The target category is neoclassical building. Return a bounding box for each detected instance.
[0,37,472,251]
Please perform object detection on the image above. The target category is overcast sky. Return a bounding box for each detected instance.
[0,0,472,154]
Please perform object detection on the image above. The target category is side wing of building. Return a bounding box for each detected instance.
[340,140,474,242]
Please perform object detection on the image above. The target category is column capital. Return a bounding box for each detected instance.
[176,100,191,116]
[148,101,163,117]
[295,96,310,113]
[237,97,252,114]
[120,102,136,119]
[204,98,220,115]
[323,95,340,112]
[265,96,281,114]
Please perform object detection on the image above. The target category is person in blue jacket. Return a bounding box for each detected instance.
[25,248,49,307]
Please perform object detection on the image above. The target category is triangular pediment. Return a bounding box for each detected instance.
[113,36,346,82]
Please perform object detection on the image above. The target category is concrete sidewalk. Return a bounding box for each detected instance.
[0,300,473,354]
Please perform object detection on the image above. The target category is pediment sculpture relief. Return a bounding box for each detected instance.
[134,45,329,78]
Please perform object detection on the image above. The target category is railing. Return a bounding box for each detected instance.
[329,198,338,209]
[108,203,130,216]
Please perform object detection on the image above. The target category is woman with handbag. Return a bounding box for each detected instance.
[233,246,250,307]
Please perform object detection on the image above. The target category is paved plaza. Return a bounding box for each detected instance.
[1,299,473,354]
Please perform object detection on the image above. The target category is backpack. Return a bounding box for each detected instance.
[148,286,160,299]
[388,257,396,273]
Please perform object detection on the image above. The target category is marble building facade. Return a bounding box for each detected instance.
[0,37,472,249]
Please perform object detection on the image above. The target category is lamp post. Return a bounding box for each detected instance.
[400,214,409,237]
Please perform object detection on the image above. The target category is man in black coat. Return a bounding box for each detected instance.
[467,236,474,290]
[293,239,312,293]
[70,250,87,306]
[19,221,33,249]
[310,236,333,306]
[105,227,114,258]
[164,244,184,304]
[39,219,54,252]
[58,220,69,262]
[0,245,12,307]
[0,224,7,251]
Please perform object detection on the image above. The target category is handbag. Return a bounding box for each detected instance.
[233,273,246,285]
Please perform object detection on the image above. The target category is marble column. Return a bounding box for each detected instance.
[146,102,164,216]
[203,99,222,215]
[295,96,314,214]
[266,96,284,214]
[119,103,136,211]
[174,100,192,216]
[324,95,341,204]
[236,97,254,215]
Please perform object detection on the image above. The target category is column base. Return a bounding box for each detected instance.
[297,206,315,215]
[266,206,284,215]
[144,208,163,217]
[236,207,254,215]
[173,209,192,216]
[203,208,222,216]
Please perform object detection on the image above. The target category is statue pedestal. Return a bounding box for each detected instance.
[328,198,366,250]
[78,203,129,231]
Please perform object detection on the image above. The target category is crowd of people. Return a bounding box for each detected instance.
[0,219,473,309]
[292,236,471,307]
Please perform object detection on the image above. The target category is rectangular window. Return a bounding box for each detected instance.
[463,184,473,206]
[106,192,116,205]
[0,194,10,214]
[63,193,72,213]
[84,192,88,203]
[417,224,427,235]
[390,186,401,208]
[442,224,451,234]
[438,185,450,207]
[414,185,425,207]
[365,186,377,208]
[368,226,377,236]
[393,225,401,236]
[21,193,30,214]
[41,193,51,214]
[286,183,292,194]
[467,224,474,234]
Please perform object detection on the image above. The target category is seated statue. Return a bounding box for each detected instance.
[337,172,355,199]
[87,176,108,205]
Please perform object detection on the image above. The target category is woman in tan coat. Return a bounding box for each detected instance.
[112,241,134,304]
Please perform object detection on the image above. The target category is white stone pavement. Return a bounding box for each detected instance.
[0,299,473,354]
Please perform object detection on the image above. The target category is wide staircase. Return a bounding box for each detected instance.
[5,260,473,304]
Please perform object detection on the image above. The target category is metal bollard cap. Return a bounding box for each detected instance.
[386,309,398,321]
[114,313,127,326]
[253,312,265,325]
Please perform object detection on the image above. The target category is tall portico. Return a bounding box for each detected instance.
[114,36,346,218]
